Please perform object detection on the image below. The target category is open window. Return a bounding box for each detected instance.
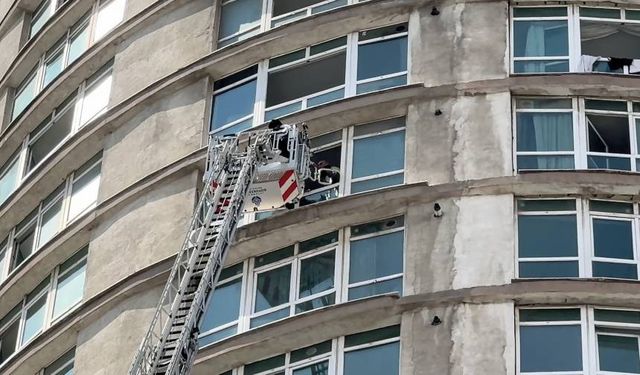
[301,131,342,206]
[585,100,633,170]
[579,7,640,73]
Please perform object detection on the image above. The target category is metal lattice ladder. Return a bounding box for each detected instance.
[129,135,260,375]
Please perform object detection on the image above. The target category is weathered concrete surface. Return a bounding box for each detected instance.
[110,0,212,103]
[85,172,196,299]
[406,92,513,186]
[100,80,205,199]
[410,1,509,87]
[401,303,515,375]
[0,14,23,84]
[74,286,162,375]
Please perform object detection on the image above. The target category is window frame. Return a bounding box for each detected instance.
[515,198,640,280]
[517,305,640,375]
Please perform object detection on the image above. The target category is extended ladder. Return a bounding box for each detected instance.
[129,126,308,375]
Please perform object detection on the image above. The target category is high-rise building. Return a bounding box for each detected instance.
[0,0,639,374]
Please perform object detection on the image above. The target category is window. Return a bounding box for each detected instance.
[198,217,403,346]
[516,198,640,280]
[356,24,408,94]
[14,0,124,122]
[235,325,400,375]
[30,0,55,38]
[249,231,338,328]
[265,37,347,121]
[511,7,570,73]
[217,0,349,48]
[0,155,101,279]
[518,306,640,374]
[514,97,640,172]
[210,25,410,134]
[52,247,87,319]
[77,64,113,126]
[44,348,75,375]
[199,263,244,346]
[12,71,38,121]
[93,0,126,41]
[68,155,102,221]
[348,119,405,194]
[514,98,575,170]
[511,5,640,74]
[0,153,21,205]
[210,66,258,134]
[27,97,76,173]
[300,130,343,206]
[347,217,404,300]
[0,248,87,366]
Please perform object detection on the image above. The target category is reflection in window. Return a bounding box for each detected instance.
[350,118,405,194]
[211,66,258,134]
[356,24,408,94]
[199,264,244,347]
[44,348,75,375]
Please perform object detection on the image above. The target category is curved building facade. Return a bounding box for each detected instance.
[0,0,638,374]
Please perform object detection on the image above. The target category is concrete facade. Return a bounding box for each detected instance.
[0,0,638,374]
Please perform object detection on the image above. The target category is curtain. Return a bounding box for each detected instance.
[519,113,574,169]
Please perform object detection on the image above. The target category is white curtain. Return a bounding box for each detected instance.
[520,113,574,169]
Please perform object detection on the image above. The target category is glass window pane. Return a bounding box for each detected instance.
[13,75,38,120]
[310,37,347,55]
[352,131,404,179]
[273,0,323,16]
[359,24,407,42]
[219,0,262,40]
[291,341,332,363]
[30,1,53,37]
[44,348,74,375]
[53,260,86,318]
[348,277,402,300]
[595,309,640,324]
[516,112,573,152]
[516,98,572,109]
[199,325,236,347]
[250,307,289,328]
[255,265,291,312]
[299,251,334,298]
[67,24,90,65]
[357,37,407,80]
[38,199,63,247]
[519,325,583,372]
[292,361,329,375]
[351,217,404,237]
[22,295,47,344]
[581,7,621,19]
[266,53,346,107]
[513,20,569,57]
[200,278,242,331]
[245,354,286,375]
[513,7,567,17]
[212,79,256,130]
[295,292,334,313]
[69,163,101,220]
[598,334,640,373]
[0,158,20,204]
[587,155,631,171]
[80,72,112,125]
[299,232,338,253]
[517,155,575,170]
[520,308,581,322]
[349,231,403,283]
[356,74,406,94]
[345,325,400,347]
[593,261,638,279]
[517,199,576,211]
[519,261,579,278]
[514,60,570,73]
[344,342,399,375]
[93,0,126,41]
[254,246,294,268]
[585,99,628,112]
[0,319,19,363]
[590,200,633,214]
[29,110,74,170]
[13,228,36,269]
[518,215,578,257]
[593,219,634,260]
[43,51,64,87]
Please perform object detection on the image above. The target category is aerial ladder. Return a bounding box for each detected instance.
[129,122,314,375]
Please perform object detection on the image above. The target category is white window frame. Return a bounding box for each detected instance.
[217,0,354,48]
[42,347,75,375]
[211,25,410,135]
[0,247,87,367]
[511,5,640,75]
[0,156,101,282]
[353,27,409,94]
[238,345,334,375]
[246,234,341,329]
[517,305,640,375]
[343,221,405,301]
[49,247,88,322]
[515,198,640,280]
